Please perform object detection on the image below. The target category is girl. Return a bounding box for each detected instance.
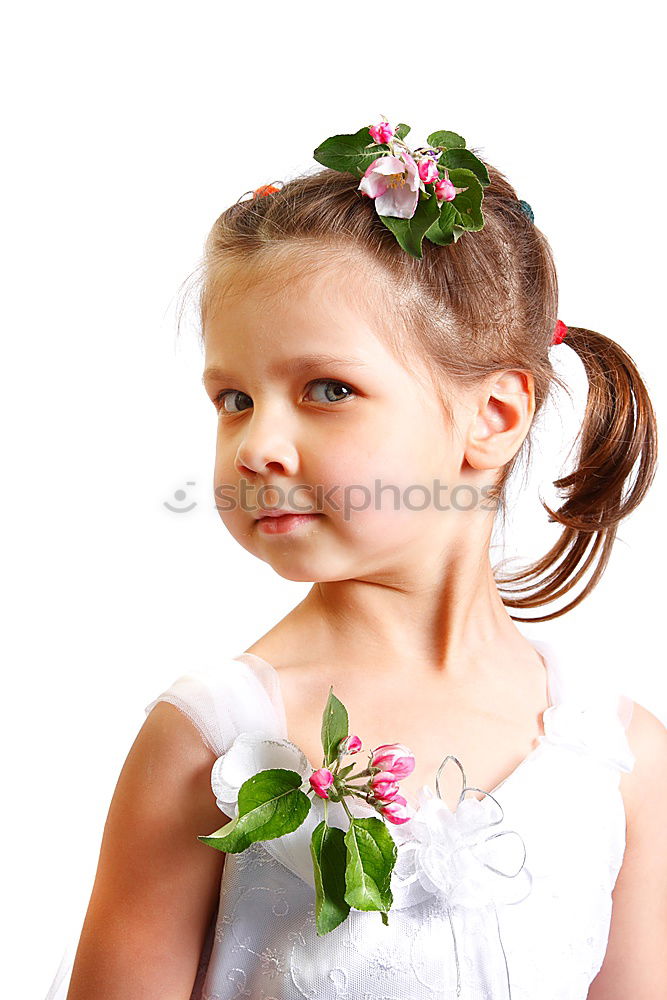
[51,121,666,999]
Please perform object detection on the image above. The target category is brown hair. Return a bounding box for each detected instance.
[186,160,658,622]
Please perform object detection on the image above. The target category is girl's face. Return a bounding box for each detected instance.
[202,256,485,583]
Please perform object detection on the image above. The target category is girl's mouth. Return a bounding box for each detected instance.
[256,513,322,535]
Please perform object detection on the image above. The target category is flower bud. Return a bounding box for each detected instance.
[370,770,400,802]
[369,121,394,144]
[435,176,457,202]
[338,734,362,755]
[378,793,414,825]
[309,768,335,799]
[370,743,416,781]
[418,158,439,185]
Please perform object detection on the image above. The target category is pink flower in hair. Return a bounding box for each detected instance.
[369,121,394,144]
[418,157,439,185]
[435,175,457,202]
[358,153,421,220]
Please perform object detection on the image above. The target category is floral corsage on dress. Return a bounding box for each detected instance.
[198,687,530,939]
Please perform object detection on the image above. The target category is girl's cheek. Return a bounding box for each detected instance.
[322,429,457,526]
[311,457,412,526]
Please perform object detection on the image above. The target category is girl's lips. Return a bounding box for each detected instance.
[256,513,322,535]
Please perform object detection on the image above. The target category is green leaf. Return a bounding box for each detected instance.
[448,168,485,230]
[313,125,389,177]
[425,228,455,246]
[343,816,397,915]
[310,821,350,935]
[336,763,356,779]
[394,123,411,141]
[321,688,349,766]
[424,201,461,245]
[439,148,490,188]
[427,130,466,150]
[198,768,311,853]
[378,188,441,260]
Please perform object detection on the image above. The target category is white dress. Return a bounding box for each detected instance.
[44,637,635,1000]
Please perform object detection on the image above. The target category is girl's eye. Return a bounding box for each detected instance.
[306,379,356,405]
[214,389,252,414]
[214,379,356,414]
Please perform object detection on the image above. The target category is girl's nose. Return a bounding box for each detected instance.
[234,428,299,478]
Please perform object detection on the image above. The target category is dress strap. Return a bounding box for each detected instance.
[143,656,283,757]
[618,693,634,730]
[526,637,636,773]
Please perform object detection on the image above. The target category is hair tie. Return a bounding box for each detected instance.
[253,183,282,198]
[552,320,568,346]
[517,199,534,223]
[235,181,283,204]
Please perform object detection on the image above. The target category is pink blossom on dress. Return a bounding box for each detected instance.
[338,734,362,755]
[369,121,394,144]
[370,743,416,780]
[358,154,421,219]
[309,767,335,799]
[378,793,414,825]
[370,770,401,802]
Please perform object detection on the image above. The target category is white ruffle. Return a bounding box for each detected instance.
[539,702,636,773]
[211,730,312,816]
[390,785,533,911]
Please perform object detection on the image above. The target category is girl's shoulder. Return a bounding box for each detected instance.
[587,698,667,994]
[620,698,667,828]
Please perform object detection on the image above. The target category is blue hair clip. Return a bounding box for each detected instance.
[517,199,534,223]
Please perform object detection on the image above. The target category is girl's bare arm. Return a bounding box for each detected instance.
[66,701,228,1000]
[587,702,667,999]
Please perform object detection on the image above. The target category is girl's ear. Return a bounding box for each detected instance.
[464,370,535,471]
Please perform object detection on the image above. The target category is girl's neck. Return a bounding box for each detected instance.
[277,567,533,684]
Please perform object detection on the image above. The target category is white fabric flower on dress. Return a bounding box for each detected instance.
[211,731,312,816]
[539,702,635,772]
[390,786,532,911]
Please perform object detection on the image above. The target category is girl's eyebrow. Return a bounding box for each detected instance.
[201,353,370,387]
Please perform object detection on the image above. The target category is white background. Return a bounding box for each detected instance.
[2,3,664,996]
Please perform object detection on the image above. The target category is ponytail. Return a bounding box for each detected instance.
[499,327,658,621]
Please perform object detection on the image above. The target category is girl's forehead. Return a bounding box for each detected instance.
[204,314,393,381]
[205,262,397,356]
[205,244,396,321]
